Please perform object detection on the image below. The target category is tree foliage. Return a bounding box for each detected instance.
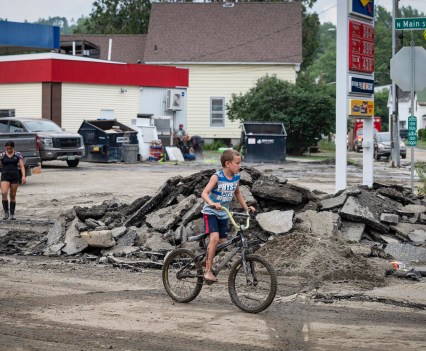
[227,75,335,155]
[374,90,389,131]
[74,0,151,34]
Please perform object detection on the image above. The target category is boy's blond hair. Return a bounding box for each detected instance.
[220,149,240,167]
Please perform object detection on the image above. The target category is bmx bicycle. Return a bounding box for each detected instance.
[162,208,277,313]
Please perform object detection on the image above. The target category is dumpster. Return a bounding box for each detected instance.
[78,120,138,163]
[241,122,287,162]
[123,144,139,163]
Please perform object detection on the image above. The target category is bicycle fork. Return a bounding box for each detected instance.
[241,251,259,287]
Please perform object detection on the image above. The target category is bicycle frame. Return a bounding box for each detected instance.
[179,208,253,279]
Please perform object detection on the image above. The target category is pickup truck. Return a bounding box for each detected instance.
[0,132,40,176]
[0,118,85,167]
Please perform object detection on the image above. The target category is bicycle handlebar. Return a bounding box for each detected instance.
[221,207,250,230]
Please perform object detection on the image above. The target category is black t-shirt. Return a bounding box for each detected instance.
[1,152,23,175]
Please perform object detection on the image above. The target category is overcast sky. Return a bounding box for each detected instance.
[1,0,426,24]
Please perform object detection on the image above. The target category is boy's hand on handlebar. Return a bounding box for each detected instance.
[210,203,222,210]
[246,206,256,213]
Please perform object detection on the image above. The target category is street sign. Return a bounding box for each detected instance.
[407,116,417,147]
[395,17,426,30]
[349,19,374,73]
[390,46,426,91]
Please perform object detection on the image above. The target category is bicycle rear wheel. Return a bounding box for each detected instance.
[162,248,203,303]
[228,254,277,313]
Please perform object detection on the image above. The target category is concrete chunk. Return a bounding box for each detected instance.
[256,210,294,235]
[390,223,426,242]
[340,196,389,233]
[80,230,115,248]
[320,193,347,211]
[62,217,89,255]
[340,221,365,243]
[384,243,426,264]
[380,213,399,224]
[294,210,340,238]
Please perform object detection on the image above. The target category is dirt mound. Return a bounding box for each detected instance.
[258,231,387,287]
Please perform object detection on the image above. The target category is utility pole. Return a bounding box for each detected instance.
[391,0,400,167]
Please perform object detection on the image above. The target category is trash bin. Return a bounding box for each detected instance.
[78,120,138,163]
[241,122,287,163]
[123,144,139,163]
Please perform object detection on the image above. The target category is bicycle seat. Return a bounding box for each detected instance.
[187,233,209,242]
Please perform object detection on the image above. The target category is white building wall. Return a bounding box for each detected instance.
[62,83,140,132]
[0,83,42,116]
[174,64,296,140]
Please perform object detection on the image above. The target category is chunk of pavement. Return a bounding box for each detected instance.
[180,198,204,226]
[46,215,66,246]
[101,246,139,257]
[251,176,304,204]
[350,244,372,257]
[340,196,389,233]
[85,218,101,229]
[239,170,253,186]
[389,223,426,242]
[116,227,138,246]
[62,217,89,255]
[144,234,174,252]
[256,210,294,235]
[80,230,115,248]
[397,204,426,216]
[320,193,347,211]
[238,185,257,206]
[340,221,365,242]
[294,210,340,238]
[380,235,400,244]
[342,186,362,196]
[384,243,426,264]
[43,242,65,256]
[380,213,399,224]
[377,187,414,205]
[135,225,153,247]
[74,204,108,221]
[146,194,198,233]
[174,225,190,243]
[111,226,127,239]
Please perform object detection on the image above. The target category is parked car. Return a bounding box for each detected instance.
[373,132,406,161]
[0,118,85,167]
[0,123,40,176]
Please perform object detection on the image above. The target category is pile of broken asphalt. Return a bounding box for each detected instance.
[1,167,425,307]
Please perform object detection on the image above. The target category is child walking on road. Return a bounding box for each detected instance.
[201,149,255,283]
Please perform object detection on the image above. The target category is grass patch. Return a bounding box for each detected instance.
[318,139,336,151]
[415,139,426,149]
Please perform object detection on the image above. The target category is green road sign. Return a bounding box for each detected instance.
[407,116,417,147]
[395,18,426,30]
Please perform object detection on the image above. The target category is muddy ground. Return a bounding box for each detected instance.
[1,154,426,351]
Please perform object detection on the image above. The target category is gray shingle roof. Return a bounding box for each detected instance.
[61,34,146,63]
[144,2,302,64]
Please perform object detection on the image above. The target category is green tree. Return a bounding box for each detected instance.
[374,89,390,131]
[34,16,76,34]
[227,75,335,155]
[75,0,151,34]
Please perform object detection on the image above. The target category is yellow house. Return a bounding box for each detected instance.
[144,2,302,145]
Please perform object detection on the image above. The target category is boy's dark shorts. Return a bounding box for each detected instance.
[203,214,229,239]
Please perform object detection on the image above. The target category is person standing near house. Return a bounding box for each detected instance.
[174,124,187,141]
[1,140,26,220]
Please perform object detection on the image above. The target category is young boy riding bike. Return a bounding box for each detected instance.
[201,149,255,283]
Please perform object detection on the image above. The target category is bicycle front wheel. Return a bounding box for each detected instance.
[162,248,203,303]
[228,254,277,313]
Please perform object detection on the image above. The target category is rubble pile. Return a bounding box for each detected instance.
[2,167,426,284]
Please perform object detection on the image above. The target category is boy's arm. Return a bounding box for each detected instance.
[201,175,221,210]
[234,185,255,213]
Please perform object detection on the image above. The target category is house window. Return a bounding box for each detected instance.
[210,97,225,127]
